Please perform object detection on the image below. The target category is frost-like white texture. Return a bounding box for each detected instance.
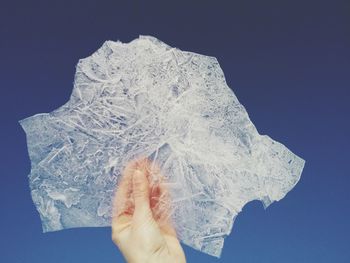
[20,35,305,257]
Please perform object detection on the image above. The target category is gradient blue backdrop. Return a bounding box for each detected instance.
[1,0,349,262]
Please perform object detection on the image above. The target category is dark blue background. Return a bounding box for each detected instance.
[1,0,349,262]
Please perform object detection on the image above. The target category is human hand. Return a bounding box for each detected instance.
[111,158,186,263]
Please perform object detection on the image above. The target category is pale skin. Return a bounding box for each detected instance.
[111,157,186,263]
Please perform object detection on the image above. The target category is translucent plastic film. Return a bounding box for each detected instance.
[20,35,305,257]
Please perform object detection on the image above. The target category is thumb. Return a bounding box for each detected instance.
[132,169,152,215]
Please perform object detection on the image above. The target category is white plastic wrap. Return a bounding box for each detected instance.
[20,35,305,257]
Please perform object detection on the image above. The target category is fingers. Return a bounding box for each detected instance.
[152,183,178,238]
[132,169,153,218]
[112,160,136,219]
[113,156,178,237]
[113,157,153,220]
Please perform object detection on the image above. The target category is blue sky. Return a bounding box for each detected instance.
[1,0,349,262]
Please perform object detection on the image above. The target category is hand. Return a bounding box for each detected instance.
[111,158,186,263]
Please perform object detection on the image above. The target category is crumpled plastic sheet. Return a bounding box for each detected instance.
[20,35,305,257]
